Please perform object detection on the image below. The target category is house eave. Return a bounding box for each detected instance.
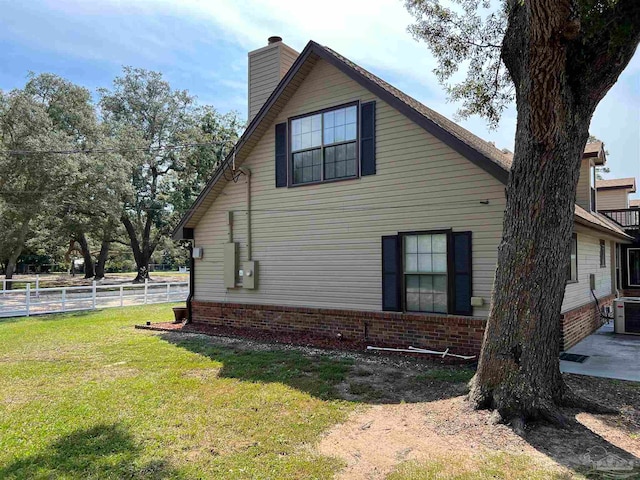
[171,41,514,238]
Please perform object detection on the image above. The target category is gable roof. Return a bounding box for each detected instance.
[574,204,629,237]
[582,141,607,165]
[596,177,637,192]
[172,41,629,241]
[320,46,513,180]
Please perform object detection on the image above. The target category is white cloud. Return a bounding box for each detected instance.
[14,0,640,181]
[124,0,640,178]
[146,0,442,89]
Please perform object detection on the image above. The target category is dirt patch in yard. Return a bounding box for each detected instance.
[318,371,640,480]
[153,330,639,479]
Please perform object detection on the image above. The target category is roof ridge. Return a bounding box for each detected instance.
[321,45,514,170]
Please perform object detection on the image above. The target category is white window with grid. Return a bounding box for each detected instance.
[404,233,447,313]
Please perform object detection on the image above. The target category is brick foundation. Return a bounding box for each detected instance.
[560,294,615,351]
[622,288,640,297]
[192,295,616,356]
[192,301,486,356]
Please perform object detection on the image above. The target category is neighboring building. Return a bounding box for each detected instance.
[596,177,636,210]
[596,178,640,297]
[174,38,632,355]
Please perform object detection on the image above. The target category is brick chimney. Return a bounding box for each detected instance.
[247,36,298,123]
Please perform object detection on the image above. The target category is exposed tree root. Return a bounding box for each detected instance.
[536,400,571,429]
[509,416,526,436]
[561,389,618,415]
[467,375,620,432]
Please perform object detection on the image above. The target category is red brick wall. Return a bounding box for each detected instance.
[622,288,640,297]
[560,294,615,351]
[192,295,615,356]
[192,301,486,356]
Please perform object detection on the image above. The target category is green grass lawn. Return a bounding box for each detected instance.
[0,305,355,479]
[5,305,626,480]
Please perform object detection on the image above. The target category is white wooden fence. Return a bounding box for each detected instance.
[0,280,189,318]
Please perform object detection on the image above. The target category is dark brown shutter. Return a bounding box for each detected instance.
[360,101,376,176]
[275,122,287,187]
[382,235,401,311]
[451,231,472,315]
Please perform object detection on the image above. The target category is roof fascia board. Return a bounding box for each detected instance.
[574,215,633,241]
[597,185,635,191]
[308,42,511,185]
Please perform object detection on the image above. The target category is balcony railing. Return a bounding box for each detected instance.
[600,208,640,229]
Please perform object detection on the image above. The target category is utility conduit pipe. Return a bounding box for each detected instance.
[366,345,476,360]
[239,167,252,261]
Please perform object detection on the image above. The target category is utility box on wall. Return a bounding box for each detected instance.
[241,261,259,289]
[224,243,237,288]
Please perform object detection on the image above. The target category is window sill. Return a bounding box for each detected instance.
[405,310,448,316]
[400,310,481,319]
[566,280,579,284]
[289,175,359,188]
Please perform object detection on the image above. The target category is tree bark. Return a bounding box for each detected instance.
[469,0,639,426]
[121,215,154,283]
[94,240,110,280]
[4,218,32,289]
[77,232,95,279]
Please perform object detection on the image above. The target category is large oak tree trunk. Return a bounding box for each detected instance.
[4,218,32,290]
[77,232,95,279]
[121,215,154,283]
[468,116,591,426]
[468,0,639,427]
[94,240,110,280]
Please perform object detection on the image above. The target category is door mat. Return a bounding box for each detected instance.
[560,352,589,363]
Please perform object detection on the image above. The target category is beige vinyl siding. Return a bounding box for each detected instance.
[576,159,593,211]
[194,58,507,317]
[596,188,630,210]
[279,44,298,77]
[248,43,299,122]
[561,230,612,313]
[248,47,282,122]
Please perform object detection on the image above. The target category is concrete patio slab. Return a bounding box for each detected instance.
[560,323,640,382]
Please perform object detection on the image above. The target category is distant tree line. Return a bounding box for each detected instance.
[0,69,242,284]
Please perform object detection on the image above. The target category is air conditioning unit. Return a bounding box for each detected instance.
[613,297,640,335]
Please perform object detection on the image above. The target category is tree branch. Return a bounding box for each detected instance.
[572,0,640,108]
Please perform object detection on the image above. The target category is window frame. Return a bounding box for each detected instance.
[567,233,578,284]
[287,101,360,187]
[590,163,597,212]
[599,239,606,268]
[628,248,640,287]
[399,229,452,315]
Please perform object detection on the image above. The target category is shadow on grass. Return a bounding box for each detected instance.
[0,424,183,480]
[161,332,472,404]
[525,420,640,478]
[517,373,640,478]
[161,332,640,478]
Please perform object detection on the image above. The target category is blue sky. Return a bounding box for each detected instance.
[1,0,638,199]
